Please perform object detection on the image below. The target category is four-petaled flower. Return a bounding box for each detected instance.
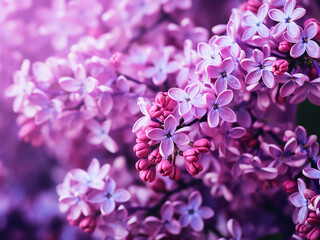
[284,22,320,58]
[241,49,276,88]
[132,97,151,133]
[168,83,205,116]
[207,57,241,93]
[288,178,308,224]
[205,90,237,128]
[269,0,306,38]
[242,3,269,41]
[88,177,130,215]
[175,191,214,231]
[196,42,222,73]
[147,115,191,157]
[276,72,307,97]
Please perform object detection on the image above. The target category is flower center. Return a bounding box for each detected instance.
[285,17,292,23]
[106,193,112,199]
[188,209,195,215]
[186,97,191,102]
[212,104,218,109]
[166,133,172,138]
[222,72,227,78]
[256,22,261,27]
[260,64,265,70]
[303,38,308,43]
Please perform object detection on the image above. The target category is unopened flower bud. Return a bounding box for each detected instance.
[307,212,320,226]
[193,139,211,153]
[148,149,162,164]
[186,161,203,175]
[278,41,292,53]
[149,104,162,118]
[183,148,200,162]
[79,216,97,234]
[157,159,172,176]
[149,178,166,193]
[155,92,175,111]
[67,213,83,226]
[135,159,151,171]
[282,180,297,194]
[304,18,320,40]
[136,130,149,143]
[306,227,320,240]
[110,52,123,67]
[140,166,156,182]
[296,223,312,238]
[148,121,162,129]
[304,189,316,199]
[272,60,289,75]
[169,165,181,181]
[247,0,261,13]
[133,143,151,158]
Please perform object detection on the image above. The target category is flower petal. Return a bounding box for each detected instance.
[190,214,204,231]
[172,132,190,145]
[179,101,192,116]
[168,88,187,101]
[215,77,227,94]
[160,137,174,157]
[164,115,177,134]
[245,69,262,85]
[262,70,275,88]
[306,40,320,58]
[218,107,237,123]
[197,42,213,59]
[290,42,306,58]
[269,9,286,21]
[287,22,300,39]
[113,189,131,202]
[242,27,256,41]
[216,90,233,106]
[197,207,214,219]
[226,75,241,90]
[101,198,115,215]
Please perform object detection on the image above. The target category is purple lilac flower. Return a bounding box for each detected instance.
[175,191,214,231]
[218,218,242,240]
[289,178,308,224]
[196,41,222,73]
[241,49,276,88]
[284,22,320,58]
[269,0,306,39]
[276,72,307,97]
[242,3,269,41]
[88,177,130,215]
[146,115,190,157]
[207,57,241,93]
[205,90,237,128]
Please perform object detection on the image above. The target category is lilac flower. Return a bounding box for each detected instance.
[132,97,151,133]
[239,154,278,180]
[168,83,205,116]
[88,177,130,215]
[269,0,306,38]
[241,49,276,88]
[146,115,190,157]
[196,42,222,73]
[205,90,237,128]
[303,159,320,180]
[86,119,119,153]
[70,158,110,191]
[59,64,98,101]
[288,178,308,224]
[242,3,269,41]
[207,57,241,93]
[290,78,320,105]
[144,51,179,85]
[145,201,181,235]
[175,191,214,231]
[269,137,306,170]
[276,72,307,97]
[215,20,240,57]
[284,22,320,58]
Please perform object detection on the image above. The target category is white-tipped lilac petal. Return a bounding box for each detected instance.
[179,101,192,115]
[227,75,241,90]
[172,132,189,145]
[229,127,246,138]
[242,27,256,41]
[164,115,177,134]
[287,22,300,39]
[257,24,269,38]
[101,198,115,215]
[113,189,131,202]
[268,9,286,21]
[216,90,233,106]
[273,22,287,38]
[215,77,228,94]
[262,70,275,88]
[218,107,237,123]
[197,42,213,59]
[303,168,320,179]
[103,135,119,153]
[59,77,80,92]
[241,59,258,72]
[147,128,166,141]
[306,40,320,58]
[168,88,188,101]
[290,42,306,58]
[284,0,295,16]
[160,137,174,157]
[291,8,306,20]
[246,69,262,84]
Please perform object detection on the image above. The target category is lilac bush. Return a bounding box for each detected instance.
[2,0,320,239]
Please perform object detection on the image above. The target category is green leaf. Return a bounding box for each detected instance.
[257,232,282,240]
[297,100,320,142]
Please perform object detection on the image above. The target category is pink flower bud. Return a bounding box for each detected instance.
[272,60,289,75]
[148,149,162,164]
[304,18,320,40]
[296,223,312,238]
[135,159,151,171]
[247,0,261,13]
[155,92,176,111]
[282,180,297,194]
[148,121,162,129]
[139,166,156,182]
[136,130,149,143]
[307,227,320,240]
[133,143,151,158]
[79,216,97,234]
[278,41,292,53]
[307,212,320,226]
[157,159,172,176]
[183,148,200,162]
[110,52,123,68]
[149,104,162,118]
[304,189,316,200]
[193,139,211,153]
[149,178,166,193]
[185,161,203,175]
[67,213,83,226]
[169,165,181,181]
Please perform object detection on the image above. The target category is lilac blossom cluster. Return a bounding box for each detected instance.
[3,0,320,239]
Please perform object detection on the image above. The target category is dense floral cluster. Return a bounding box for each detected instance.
[3,0,320,239]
